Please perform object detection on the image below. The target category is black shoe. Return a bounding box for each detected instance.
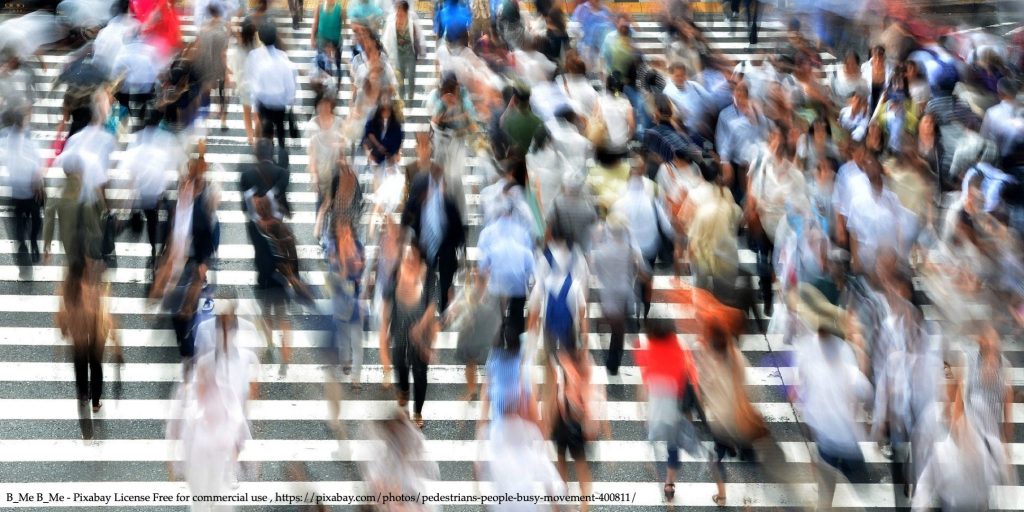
[292,20,300,30]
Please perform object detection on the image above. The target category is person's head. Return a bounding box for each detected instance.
[704,317,730,355]
[506,156,528,186]
[440,72,460,100]
[732,80,750,110]
[512,86,531,108]
[768,121,790,159]
[843,50,861,75]
[644,318,676,340]
[1,108,27,129]
[399,239,426,275]
[904,59,920,80]
[606,72,624,96]
[415,131,431,161]
[919,112,936,139]
[997,77,1019,102]
[616,13,631,36]
[653,93,674,124]
[316,94,336,116]
[396,0,410,23]
[254,0,268,12]
[239,18,257,49]
[258,22,278,48]
[669,61,688,86]
[206,2,222,19]
[870,45,885,61]
[547,7,566,31]
[564,51,586,76]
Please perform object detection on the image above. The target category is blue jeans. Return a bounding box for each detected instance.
[624,85,650,139]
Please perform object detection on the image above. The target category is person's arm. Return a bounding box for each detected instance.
[379,299,392,384]
[310,4,321,48]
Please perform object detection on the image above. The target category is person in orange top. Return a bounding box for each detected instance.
[635,318,701,501]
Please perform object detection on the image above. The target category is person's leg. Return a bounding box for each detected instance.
[755,233,774,316]
[438,258,457,314]
[267,107,287,148]
[411,350,428,415]
[711,442,728,502]
[463,362,477,400]
[242,104,255,145]
[144,207,159,260]
[392,345,410,405]
[815,447,842,509]
[747,0,759,45]
[89,339,103,409]
[606,310,625,375]
[258,103,273,140]
[575,453,592,511]
[507,296,527,341]
[73,343,89,402]
[28,200,41,259]
[349,321,363,385]
[13,198,29,251]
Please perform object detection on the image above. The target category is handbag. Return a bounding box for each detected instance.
[585,100,608,145]
[47,130,66,168]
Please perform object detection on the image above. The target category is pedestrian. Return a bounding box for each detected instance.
[55,262,120,439]
[245,23,297,149]
[310,0,344,82]
[636,318,703,501]
[379,242,439,429]
[590,214,645,375]
[1,110,45,264]
[383,0,424,106]
[231,18,259,146]
[401,163,466,314]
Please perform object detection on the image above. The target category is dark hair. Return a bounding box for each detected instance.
[997,77,1020,99]
[595,146,624,167]
[207,2,222,18]
[506,156,529,186]
[606,73,625,95]
[240,18,257,49]
[564,51,586,75]
[547,7,566,32]
[699,160,720,183]
[844,50,861,66]
[653,93,674,120]
[258,22,277,48]
[645,318,675,339]
[396,0,410,11]
[440,73,459,95]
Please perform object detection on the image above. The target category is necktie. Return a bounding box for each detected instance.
[423,181,445,262]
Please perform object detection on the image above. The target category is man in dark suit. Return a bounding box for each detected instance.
[402,162,466,314]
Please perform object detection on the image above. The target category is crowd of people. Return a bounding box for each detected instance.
[1,0,1023,509]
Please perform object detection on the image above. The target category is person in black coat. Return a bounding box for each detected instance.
[240,138,292,219]
[401,162,466,314]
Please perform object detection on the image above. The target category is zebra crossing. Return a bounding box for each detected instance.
[0,5,1021,510]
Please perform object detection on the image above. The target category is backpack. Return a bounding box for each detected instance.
[920,48,959,92]
[543,248,576,352]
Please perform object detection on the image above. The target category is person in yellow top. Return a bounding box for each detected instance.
[586,148,634,213]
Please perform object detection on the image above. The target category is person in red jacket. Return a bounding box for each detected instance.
[635,318,701,501]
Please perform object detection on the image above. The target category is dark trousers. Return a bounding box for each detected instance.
[257,103,288,148]
[729,0,760,45]
[426,255,458,314]
[287,0,302,24]
[750,230,774,314]
[498,296,527,346]
[115,89,154,127]
[12,197,41,252]
[73,339,104,407]
[144,207,161,259]
[817,446,869,507]
[392,345,428,414]
[604,305,628,374]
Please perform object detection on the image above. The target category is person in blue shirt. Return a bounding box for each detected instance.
[477,191,536,345]
[325,221,365,388]
[434,0,472,42]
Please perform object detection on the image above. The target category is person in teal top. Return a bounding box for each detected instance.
[311,0,344,80]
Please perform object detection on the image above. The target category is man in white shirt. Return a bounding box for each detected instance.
[980,78,1023,162]
[112,35,159,127]
[792,288,871,509]
[663,61,712,138]
[845,160,908,275]
[245,24,297,148]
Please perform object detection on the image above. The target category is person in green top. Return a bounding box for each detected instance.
[601,13,636,80]
[311,0,344,81]
[499,87,543,159]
